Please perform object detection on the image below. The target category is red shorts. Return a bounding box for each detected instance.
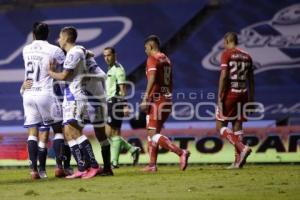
[216,90,248,122]
[146,97,172,133]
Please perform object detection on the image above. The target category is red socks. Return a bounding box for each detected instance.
[147,138,158,166]
[157,135,183,156]
[147,134,183,166]
[220,127,245,152]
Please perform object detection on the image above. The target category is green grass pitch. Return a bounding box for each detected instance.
[0,165,299,200]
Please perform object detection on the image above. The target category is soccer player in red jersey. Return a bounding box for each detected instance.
[216,32,254,169]
[140,35,190,172]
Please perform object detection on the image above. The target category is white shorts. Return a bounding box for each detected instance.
[23,92,63,127]
[62,100,89,125]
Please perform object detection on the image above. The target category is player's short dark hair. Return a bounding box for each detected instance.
[224,32,238,45]
[144,35,161,47]
[104,47,116,54]
[33,22,49,40]
[61,26,77,43]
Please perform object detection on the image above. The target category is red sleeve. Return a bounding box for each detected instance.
[146,56,158,74]
[220,51,229,70]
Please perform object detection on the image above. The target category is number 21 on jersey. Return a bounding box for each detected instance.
[26,61,41,81]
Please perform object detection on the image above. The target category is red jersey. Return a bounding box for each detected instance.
[146,52,173,99]
[220,48,253,92]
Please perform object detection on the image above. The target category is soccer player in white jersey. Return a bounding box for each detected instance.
[21,71,73,179]
[48,26,100,179]
[22,22,70,179]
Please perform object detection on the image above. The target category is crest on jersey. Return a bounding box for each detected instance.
[202,4,300,74]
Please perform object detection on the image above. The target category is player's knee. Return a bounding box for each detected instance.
[110,128,120,137]
[216,122,223,133]
[39,136,48,144]
[147,129,156,137]
[64,134,73,141]
[216,124,220,133]
[94,127,107,141]
[232,121,242,132]
[28,127,39,136]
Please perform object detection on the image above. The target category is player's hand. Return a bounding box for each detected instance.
[140,100,149,113]
[247,96,256,115]
[20,80,33,96]
[123,105,130,117]
[86,50,94,58]
[23,80,33,90]
[246,104,256,115]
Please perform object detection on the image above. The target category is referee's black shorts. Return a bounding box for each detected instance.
[107,98,125,129]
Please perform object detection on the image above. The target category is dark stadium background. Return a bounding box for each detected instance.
[0,0,299,164]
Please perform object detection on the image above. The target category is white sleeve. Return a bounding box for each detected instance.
[63,50,82,70]
[92,66,106,77]
[86,57,98,72]
[86,57,107,79]
[53,48,65,65]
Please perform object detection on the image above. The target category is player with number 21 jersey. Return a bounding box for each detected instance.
[22,40,65,127]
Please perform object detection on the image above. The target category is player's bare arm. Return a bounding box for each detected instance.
[140,71,156,112]
[48,60,72,81]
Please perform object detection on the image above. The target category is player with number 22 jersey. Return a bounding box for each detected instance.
[216,47,253,121]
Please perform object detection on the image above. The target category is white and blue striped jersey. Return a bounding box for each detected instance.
[22,40,65,94]
[85,56,106,99]
[63,45,89,101]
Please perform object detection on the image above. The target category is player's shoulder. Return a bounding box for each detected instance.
[48,43,61,51]
[35,40,61,53]
[146,56,158,69]
[23,42,34,52]
[22,44,30,53]
[221,48,232,56]
[75,45,86,53]
[148,52,163,63]
[147,55,157,62]
[67,45,84,57]
[237,48,251,57]
[153,52,167,60]
[73,45,87,56]
[46,44,63,56]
